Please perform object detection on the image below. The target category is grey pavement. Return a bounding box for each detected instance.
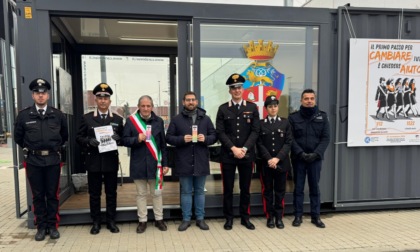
[1,145,420,251]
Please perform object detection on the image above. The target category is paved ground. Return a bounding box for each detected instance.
[1,145,420,251]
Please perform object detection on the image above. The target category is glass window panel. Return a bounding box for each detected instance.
[200,23,319,176]
[81,55,171,178]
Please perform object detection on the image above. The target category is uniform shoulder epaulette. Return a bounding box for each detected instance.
[19,106,31,112]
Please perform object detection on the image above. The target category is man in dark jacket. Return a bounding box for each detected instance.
[257,95,293,229]
[216,73,260,231]
[76,83,124,235]
[166,91,217,232]
[288,89,330,228]
[14,78,68,241]
[122,95,169,234]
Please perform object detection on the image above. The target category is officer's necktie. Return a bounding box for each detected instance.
[236,104,240,111]
[38,109,44,116]
[271,118,275,124]
[101,114,106,124]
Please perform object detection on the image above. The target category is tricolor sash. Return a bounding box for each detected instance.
[129,112,163,190]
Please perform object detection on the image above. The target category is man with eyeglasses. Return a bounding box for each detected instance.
[14,78,68,241]
[216,73,260,231]
[166,91,217,231]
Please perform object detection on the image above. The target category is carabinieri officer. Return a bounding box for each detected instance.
[14,78,68,241]
[216,73,260,231]
[257,95,293,229]
[76,83,124,235]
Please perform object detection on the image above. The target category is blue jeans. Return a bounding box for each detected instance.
[179,176,207,221]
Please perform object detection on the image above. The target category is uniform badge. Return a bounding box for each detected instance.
[243,111,252,123]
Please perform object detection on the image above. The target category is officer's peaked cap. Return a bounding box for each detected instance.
[226,73,245,88]
[29,78,51,93]
[264,95,279,107]
[93,83,113,97]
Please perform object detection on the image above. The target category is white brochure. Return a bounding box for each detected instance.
[94,125,117,153]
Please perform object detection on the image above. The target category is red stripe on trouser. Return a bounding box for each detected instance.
[24,162,38,226]
[280,171,288,218]
[54,163,63,229]
[220,163,224,193]
[259,170,268,218]
[247,162,254,215]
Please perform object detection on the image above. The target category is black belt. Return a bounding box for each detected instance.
[30,150,56,156]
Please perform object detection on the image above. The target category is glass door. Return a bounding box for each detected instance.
[81,55,172,178]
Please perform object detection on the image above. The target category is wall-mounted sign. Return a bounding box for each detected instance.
[348,38,420,147]
[241,40,285,118]
[24,7,32,19]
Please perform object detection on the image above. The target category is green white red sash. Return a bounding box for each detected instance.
[129,112,163,190]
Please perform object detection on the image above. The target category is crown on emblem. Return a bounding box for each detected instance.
[100,83,108,91]
[266,90,278,96]
[243,40,278,60]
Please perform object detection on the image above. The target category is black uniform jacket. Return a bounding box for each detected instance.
[14,105,68,166]
[216,100,260,164]
[288,108,330,160]
[76,110,124,173]
[257,116,293,172]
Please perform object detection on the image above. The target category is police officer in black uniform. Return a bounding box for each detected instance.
[288,89,330,228]
[257,95,293,229]
[14,78,68,241]
[216,73,260,231]
[76,83,124,235]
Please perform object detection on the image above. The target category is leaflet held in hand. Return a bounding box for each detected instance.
[94,125,118,153]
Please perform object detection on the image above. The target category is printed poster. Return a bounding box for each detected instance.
[94,125,118,153]
[348,38,420,146]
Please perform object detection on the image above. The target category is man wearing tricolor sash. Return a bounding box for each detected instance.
[122,95,169,234]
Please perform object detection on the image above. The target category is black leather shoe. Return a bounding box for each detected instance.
[196,220,209,230]
[35,229,46,241]
[223,219,233,230]
[311,217,326,228]
[107,221,120,233]
[292,216,302,227]
[49,228,60,239]
[178,221,191,231]
[266,217,275,228]
[275,218,284,229]
[155,220,167,231]
[90,223,101,235]
[241,219,255,230]
[136,222,147,233]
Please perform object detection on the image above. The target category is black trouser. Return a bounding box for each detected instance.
[221,162,253,220]
[25,163,61,230]
[87,171,118,223]
[292,159,322,218]
[259,166,287,219]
